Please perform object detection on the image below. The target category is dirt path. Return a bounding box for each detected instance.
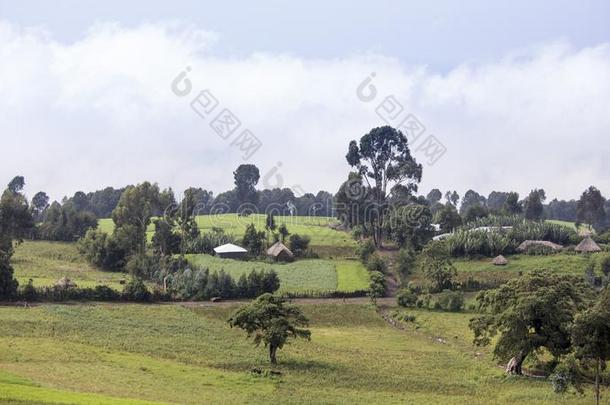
[1,297,398,308]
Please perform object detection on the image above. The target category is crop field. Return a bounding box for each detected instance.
[185,254,369,293]
[12,241,126,289]
[98,214,357,256]
[0,303,599,404]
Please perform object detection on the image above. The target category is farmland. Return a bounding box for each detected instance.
[185,254,369,294]
[98,214,357,257]
[0,303,599,404]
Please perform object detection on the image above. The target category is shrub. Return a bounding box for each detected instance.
[366,254,387,273]
[435,290,464,312]
[122,278,151,302]
[396,246,416,280]
[599,254,610,277]
[524,244,556,256]
[357,239,376,263]
[20,279,38,301]
[289,234,311,258]
[396,288,418,307]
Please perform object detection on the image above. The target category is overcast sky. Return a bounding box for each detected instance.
[1,0,609,202]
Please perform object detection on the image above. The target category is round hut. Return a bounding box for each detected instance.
[491,255,508,266]
[575,236,602,253]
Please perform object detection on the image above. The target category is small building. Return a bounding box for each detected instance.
[491,255,508,266]
[516,240,563,253]
[267,242,294,262]
[213,243,248,259]
[575,236,602,253]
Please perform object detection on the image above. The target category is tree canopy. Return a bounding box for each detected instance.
[228,293,311,364]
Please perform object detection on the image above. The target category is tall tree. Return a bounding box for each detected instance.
[576,186,607,232]
[111,182,160,256]
[459,190,486,215]
[523,189,546,220]
[234,164,260,212]
[445,190,460,207]
[434,203,462,233]
[469,270,589,375]
[503,192,522,215]
[426,189,442,204]
[31,191,50,222]
[345,126,422,246]
[228,293,311,364]
[0,177,34,298]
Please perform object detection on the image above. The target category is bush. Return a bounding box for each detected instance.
[396,288,418,307]
[396,246,416,280]
[289,234,311,258]
[366,254,387,273]
[357,239,376,263]
[435,290,464,312]
[599,254,610,277]
[20,279,38,301]
[122,278,151,302]
[78,228,127,271]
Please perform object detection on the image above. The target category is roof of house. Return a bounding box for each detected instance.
[267,242,294,258]
[575,236,602,253]
[213,243,248,254]
[491,255,508,265]
[516,240,563,252]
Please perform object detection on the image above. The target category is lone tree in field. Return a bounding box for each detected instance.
[469,270,589,375]
[345,126,422,246]
[228,293,311,364]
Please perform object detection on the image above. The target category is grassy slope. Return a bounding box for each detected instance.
[0,303,596,404]
[185,254,370,293]
[12,241,126,289]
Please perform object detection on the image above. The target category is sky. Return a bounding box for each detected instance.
[0,0,609,202]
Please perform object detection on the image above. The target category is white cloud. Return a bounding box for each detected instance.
[0,21,609,202]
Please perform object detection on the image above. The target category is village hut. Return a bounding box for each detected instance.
[516,240,563,252]
[54,277,77,289]
[213,243,248,259]
[267,242,294,262]
[491,255,508,266]
[575,236,602,253]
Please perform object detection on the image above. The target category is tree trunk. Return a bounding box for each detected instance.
[596,357,601,405]
[269,345,277,364]
[505,351,527,375]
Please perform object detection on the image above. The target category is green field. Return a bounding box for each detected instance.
[98,214,357,256]
[0,303,598,404]
[185,254,369,293]
[12,241,126,289]
[546,219,592,234]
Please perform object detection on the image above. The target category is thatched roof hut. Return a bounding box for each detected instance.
[55,277,77,289]
[516,240,563,252]
[267,242,294,262]
[575,236,602,253]
[492,255,508,266]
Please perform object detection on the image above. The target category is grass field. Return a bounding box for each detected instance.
[0,303,600,404]
[12,241,126,289]
[546,219,593,234]
[185,254,369,293]
[99,214,357,256]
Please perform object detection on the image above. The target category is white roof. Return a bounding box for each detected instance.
[213,243,248,253]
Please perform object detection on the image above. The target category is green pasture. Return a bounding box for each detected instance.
[0,303,598,404]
